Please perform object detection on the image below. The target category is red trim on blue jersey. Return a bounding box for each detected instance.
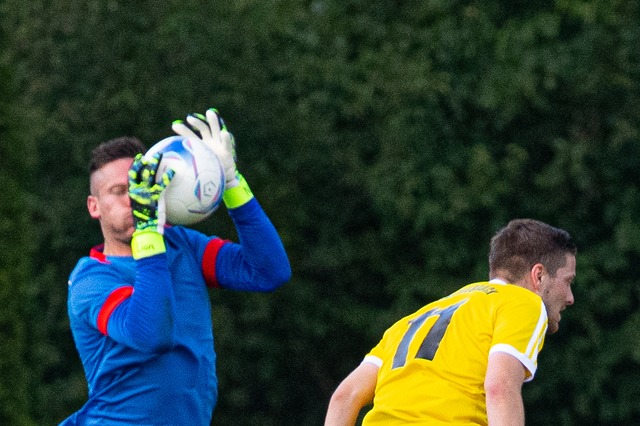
[202,238,228,288]
[97,286,134,335]
[89,245,110,264]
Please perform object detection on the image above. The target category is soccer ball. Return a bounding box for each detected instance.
[144,135,225,225]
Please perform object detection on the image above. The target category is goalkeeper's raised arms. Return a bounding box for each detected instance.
[172,108,254,209]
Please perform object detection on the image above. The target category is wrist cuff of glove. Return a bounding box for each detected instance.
[223,174,254,209]
[131,230,167,259]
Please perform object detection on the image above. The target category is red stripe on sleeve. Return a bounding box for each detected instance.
[202,238,228,288]
[97,286,134,335]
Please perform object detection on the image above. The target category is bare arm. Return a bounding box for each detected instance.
[324,362,379,426]
[485,352,526,426]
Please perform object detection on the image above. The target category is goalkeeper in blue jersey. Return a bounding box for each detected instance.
[60,109,291,425]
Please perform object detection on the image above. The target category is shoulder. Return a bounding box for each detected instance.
[68,255,116,286]
[459,281,541,303]
[442,282,544,321]
[67,256,131,321]
[500,284,543,306]
[489,285,547,328]
[68,255,134,301]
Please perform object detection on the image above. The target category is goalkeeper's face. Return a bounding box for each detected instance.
[88,158,136,251]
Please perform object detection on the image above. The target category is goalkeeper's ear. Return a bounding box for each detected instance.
[87,195,100,220]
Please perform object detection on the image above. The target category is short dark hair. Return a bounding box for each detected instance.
[489,219,577,281]
[88,136,147,175]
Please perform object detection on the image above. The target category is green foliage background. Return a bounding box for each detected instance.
[1,0,639,424]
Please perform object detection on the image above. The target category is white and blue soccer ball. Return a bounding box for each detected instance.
[145,135,225,225]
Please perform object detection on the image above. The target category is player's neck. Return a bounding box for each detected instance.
[102,239,133,257]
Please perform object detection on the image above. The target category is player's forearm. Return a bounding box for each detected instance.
[486,391,525,426]
[324,395,362,426]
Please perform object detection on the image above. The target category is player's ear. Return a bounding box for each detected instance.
[530,263,545,293]
[88,195,100,219]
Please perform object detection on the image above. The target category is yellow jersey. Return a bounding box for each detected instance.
[362,280,547,425]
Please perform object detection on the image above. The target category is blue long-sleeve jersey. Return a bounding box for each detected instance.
[61,199,291,425]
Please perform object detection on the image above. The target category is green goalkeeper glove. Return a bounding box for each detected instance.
[172,108,254,209]
[128,153,175,259]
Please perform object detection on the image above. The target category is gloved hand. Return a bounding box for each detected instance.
[172,108,238,187]
[128,153,175,259]
[172,108,254,209]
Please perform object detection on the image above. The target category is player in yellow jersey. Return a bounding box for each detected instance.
[325,219,577,426]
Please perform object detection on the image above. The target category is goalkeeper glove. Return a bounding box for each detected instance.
[172,108,254,209]
[128,153,175,259]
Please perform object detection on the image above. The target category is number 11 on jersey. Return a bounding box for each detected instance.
[392,299,468,369]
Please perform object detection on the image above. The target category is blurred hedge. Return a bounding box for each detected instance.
[1,0,639,424]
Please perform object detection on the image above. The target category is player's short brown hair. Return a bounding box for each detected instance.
[489,219,576,281]
[89,137,146,175]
